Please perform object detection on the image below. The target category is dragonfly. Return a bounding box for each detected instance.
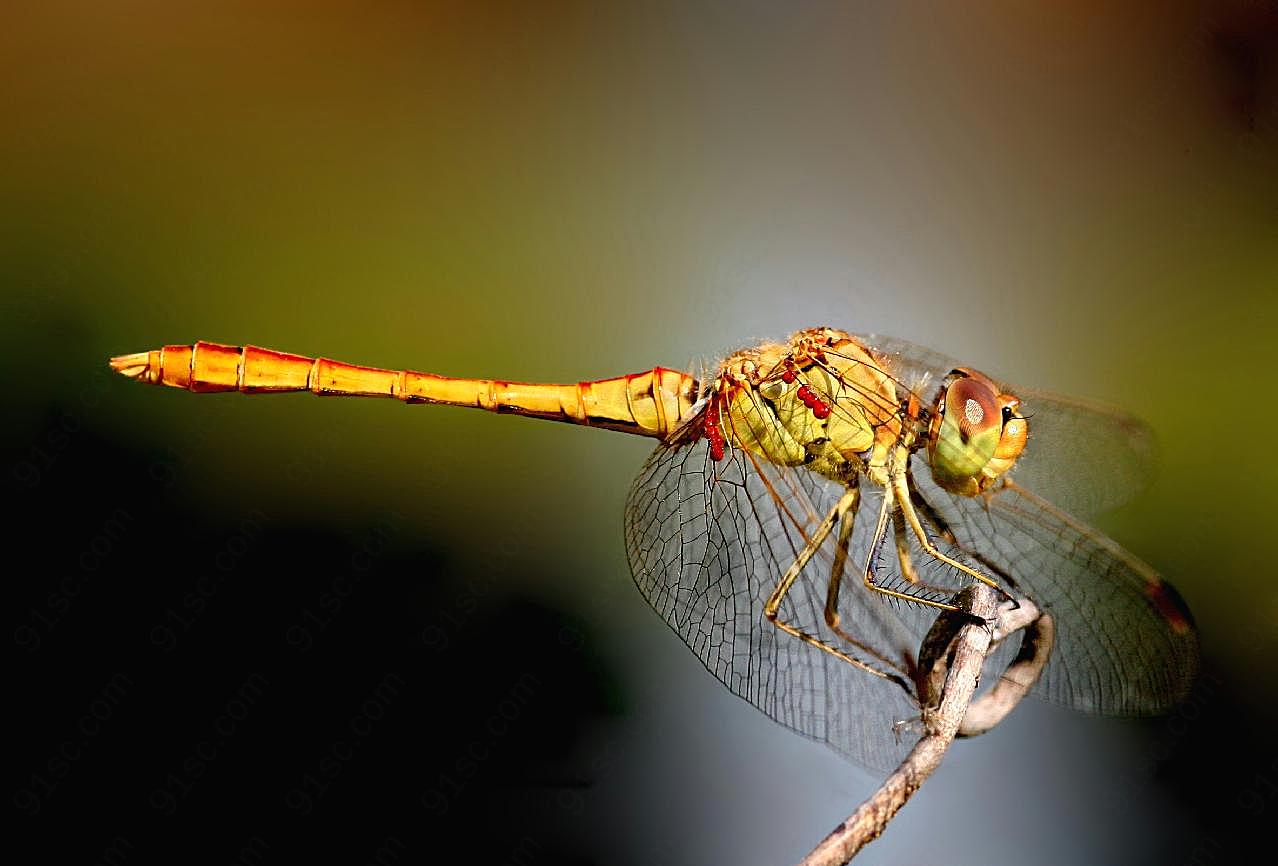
[110,327,1198,772]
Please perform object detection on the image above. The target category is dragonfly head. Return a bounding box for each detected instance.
[926,368,1028,495]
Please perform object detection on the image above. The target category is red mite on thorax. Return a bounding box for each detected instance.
[700,336,869,463]
[702,400,726,462]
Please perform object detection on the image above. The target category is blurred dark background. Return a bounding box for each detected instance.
[5,2,1276,864]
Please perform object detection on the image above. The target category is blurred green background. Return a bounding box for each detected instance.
[6,2,1275,864]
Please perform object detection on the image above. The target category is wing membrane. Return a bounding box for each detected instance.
[625,438,940,773]
[1010,388,1155,519]
[908,454,1197,714]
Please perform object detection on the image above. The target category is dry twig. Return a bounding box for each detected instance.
[797,586,1052,865]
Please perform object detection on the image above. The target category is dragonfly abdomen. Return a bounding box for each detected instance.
[109,341,698,439]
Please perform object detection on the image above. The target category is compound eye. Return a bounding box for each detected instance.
[928,374,1002,490]
[948,376,1001,441]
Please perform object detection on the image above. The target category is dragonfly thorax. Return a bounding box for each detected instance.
[711,329,910,486]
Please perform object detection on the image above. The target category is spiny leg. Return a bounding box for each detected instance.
[904,464,960,547]
[860,486,961,613]
[891,507,921,585]
[905,465,1015,589]
[764,488,904,685]
[822,481,858,629]
[820,486,911,678]
[886,506,980,603]
[889,457,1009,599]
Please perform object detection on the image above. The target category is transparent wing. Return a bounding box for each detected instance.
[624,331,1193,773]
[1010,388,1155,519]
[624,437,941,773]
[858,333,1156,519]
[908,455,1198,714]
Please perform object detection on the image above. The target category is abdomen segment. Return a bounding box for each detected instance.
[110,341,698,439]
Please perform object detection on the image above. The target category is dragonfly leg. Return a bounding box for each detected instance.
[821,488,911,676]
[891,507,921,583]
[860,486,961,612]
[904,465,959,547]
[905,465,1016,590]
[890,459,1009,599]
[764,489,906,686]
[822,482,859,629]
[884,504,987,603]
